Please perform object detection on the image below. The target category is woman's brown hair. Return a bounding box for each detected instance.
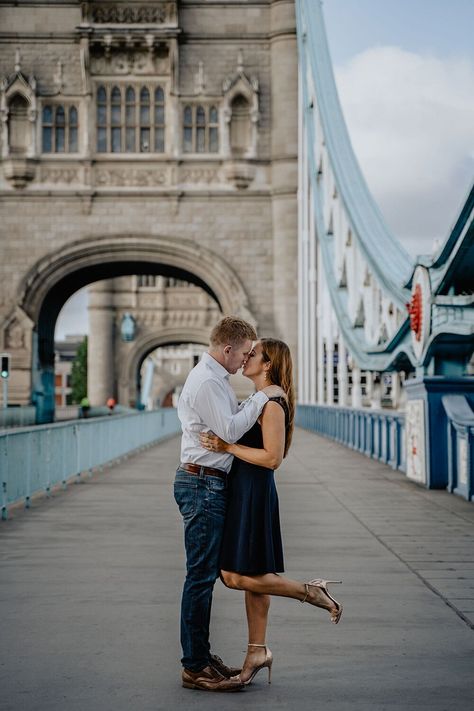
[260,338,295,457]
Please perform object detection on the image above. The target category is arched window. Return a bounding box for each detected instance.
[125,86,136,152]
[97,86,107,152]
[154,87,165,152]
[182,105,219,154]
[139,87,150,152]
[42,105,53,153]
[209,106,219,153]
[96,84,165,153]
[42,103,78,153]
[137,275,157,287]
[110,86,121,153]
[69,107,78,152]
[55,106,65,153]
[196,105,206,153]
[183,105,193,153]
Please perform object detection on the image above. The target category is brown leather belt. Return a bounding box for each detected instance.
[179,462,227,480]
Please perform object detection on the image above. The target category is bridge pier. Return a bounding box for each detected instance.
[405,376,474,490]
[31,331,55,425]
[88,282,116,407]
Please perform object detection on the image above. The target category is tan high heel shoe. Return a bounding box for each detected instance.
[301,579,343,624]
[239,643,273,685]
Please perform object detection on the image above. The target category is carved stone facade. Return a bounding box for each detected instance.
[0,0,297,417]
[88,275,220,405]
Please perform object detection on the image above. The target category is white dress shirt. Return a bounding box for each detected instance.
[177,352,268,473]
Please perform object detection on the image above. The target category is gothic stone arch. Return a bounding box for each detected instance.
[20,234,255,324]
[121,325,211,406]
[16,234,256,422]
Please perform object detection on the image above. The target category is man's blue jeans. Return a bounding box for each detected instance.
[174,467,228,672]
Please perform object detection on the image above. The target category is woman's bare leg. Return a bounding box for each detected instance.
[240,591,270,683]
[246,590,270,643]
[221,570,337,614]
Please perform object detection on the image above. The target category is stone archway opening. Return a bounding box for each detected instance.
[17,235,256,422]
[137,341,208,410]
[120,314,219,409]
[133,334,254,411]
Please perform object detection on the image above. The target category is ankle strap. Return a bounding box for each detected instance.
[248,643,266,647]
[301,582,309,604]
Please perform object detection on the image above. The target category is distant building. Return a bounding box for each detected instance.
[54,335,84,406]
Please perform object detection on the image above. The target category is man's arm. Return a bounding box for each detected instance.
[195,379,268,443]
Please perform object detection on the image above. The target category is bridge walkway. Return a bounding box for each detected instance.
[1,429,473,711]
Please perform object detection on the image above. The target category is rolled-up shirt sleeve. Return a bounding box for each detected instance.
[194,379,268,443]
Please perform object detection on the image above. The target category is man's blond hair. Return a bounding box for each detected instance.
[210,316,257,348]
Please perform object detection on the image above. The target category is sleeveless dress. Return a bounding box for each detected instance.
[220,396,287,575]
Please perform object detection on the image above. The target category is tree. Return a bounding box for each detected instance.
[70,336,88,404]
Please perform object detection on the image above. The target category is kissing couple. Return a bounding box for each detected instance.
[174,316,343,692]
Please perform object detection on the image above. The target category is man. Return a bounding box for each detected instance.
[175,316,282,691]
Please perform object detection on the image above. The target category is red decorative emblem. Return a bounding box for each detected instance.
[406,283,423,342]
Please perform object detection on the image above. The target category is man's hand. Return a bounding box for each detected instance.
[262,384,286,399]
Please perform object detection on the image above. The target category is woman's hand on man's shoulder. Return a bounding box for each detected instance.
[262,385,286,399]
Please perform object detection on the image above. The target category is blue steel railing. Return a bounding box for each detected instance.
[442,395,474,501]
[0,408,181,519]
[296,404,406,472]
[0,406,36,429]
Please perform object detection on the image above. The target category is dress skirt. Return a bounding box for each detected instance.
[219,420,285,575]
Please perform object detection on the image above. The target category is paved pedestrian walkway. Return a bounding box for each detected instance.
[1,428,473,711]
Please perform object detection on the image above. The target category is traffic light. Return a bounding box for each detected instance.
[1,353,10,379]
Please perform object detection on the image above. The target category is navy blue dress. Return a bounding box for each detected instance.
[220,397,287,575]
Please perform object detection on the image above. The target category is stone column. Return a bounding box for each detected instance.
[370,373,382,410]
[270,1,298,359]
[352,366,362,408]
[338,338,348,406]
[88,281,115,406]
[391,372,401,409]
[365,370,373,406]
[326,336,334,405]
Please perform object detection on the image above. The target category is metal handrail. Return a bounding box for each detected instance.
[296,403,406,472]
[0,408,181,519]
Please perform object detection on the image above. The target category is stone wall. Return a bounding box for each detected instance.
[0,0,297,410]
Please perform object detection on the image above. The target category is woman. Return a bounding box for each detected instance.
[200,338,343,686]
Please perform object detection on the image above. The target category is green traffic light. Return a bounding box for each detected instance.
[1,356,9,378]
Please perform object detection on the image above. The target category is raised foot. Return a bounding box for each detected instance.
[302,579,343,624]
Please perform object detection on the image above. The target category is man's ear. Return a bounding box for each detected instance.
[223,345,232,355]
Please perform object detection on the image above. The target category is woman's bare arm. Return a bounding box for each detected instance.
[200,401,286,469]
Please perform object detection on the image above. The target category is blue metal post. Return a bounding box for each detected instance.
[404,377,474,489]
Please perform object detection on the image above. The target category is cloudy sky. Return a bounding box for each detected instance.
[55,0,474,339]
[325,0,474,254]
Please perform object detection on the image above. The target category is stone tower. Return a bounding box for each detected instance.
[0,1,297,420]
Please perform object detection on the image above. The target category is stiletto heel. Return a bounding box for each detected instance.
[301,578,343,624]
[239,643,273,685]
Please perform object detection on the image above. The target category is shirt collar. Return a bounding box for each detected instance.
[202,352,230,380]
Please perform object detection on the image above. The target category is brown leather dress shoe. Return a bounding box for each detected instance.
[182,665,244,692]
[209,653,242,678]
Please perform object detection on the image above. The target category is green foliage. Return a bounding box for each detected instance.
[70,336,88,404]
